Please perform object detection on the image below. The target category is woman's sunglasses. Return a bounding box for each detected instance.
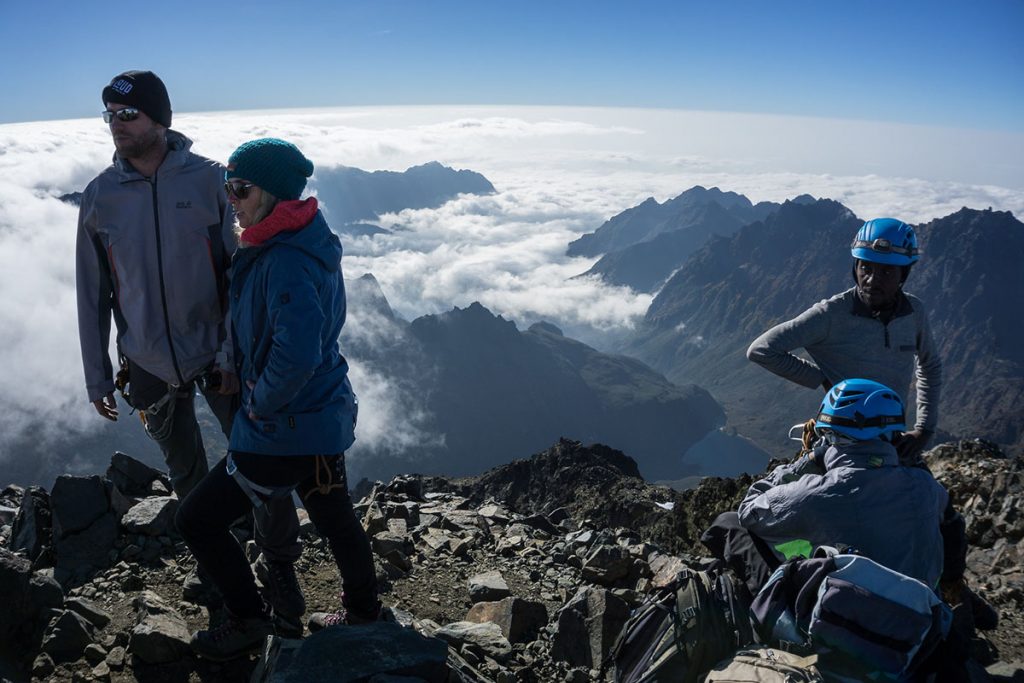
[225,181,256,200]
[102,107,141,124]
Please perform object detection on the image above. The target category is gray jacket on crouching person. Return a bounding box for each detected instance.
[737,439,950,587]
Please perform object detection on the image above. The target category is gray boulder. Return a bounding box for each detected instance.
[65,597,112,629]
[434,621,512,662]
[121,497,178,537]
[11,486,51,561]
[468,570,510,603]
[54,511,118,582]
[50,475,109,539]
[128,590,191,664]
[581,544,633,585]
[107,451,166,497]
[42,609,97,662]
[551,587,630,668]
[251,621,448,682]
[465,597,548,643]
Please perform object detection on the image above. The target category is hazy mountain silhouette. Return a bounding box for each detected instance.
[312,161,495,230]
[567,185,780,261]
[347,301,727,483]
[626,199,1024,457]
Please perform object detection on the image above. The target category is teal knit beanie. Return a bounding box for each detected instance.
[226,138,314,200]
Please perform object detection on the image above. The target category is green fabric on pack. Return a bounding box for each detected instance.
[774,539,813,560]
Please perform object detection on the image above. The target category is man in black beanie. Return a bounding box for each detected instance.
[76,70,306,634]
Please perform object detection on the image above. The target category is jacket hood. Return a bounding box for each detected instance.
[113,129,194,179]
[823,439,899,470]
[259,208,342,272]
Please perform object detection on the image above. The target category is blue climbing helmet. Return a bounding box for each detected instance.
[815,378,906,441]
[850,218,920,266]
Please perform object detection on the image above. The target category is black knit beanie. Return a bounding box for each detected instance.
[102,71,172,128]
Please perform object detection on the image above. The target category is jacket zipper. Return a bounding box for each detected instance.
[883,323,890,349]
[151,178,185,385]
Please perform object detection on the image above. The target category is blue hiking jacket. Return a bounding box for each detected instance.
[228,208,357,455]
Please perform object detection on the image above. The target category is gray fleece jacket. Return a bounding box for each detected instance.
[76,131,235,402]
[746,287,941,432]
[737,440,949,587]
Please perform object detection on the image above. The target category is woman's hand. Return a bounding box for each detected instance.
[246,380,261,420]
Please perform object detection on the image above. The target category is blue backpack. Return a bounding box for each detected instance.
[750,554,951,680]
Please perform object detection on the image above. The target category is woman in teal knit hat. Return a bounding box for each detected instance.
[176,137,380,660]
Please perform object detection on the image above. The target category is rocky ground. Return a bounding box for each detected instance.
[0,438,1022,682]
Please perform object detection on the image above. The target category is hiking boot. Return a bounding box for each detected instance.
[190,608,275,661]
[182,567,223,608]
[307,598,383,633]
[253,555,306,620]
[966,585,999,631]
[273,611,304,639]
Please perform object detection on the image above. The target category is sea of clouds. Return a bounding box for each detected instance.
[1,105,1021,481]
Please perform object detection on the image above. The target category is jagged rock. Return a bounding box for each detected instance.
[128,590,190,664]
[41,609,97,662]
[434,621,512,662]
[581,544,632,585]
[31,652,55,679]
[84,642,107,664]
[108,489,137,520]
[54,512,118,582]
[550,587,630,668]
[468,570,510,603]
[465,597,548,643]
[373,531,413,557]
[0,547,57,651]
[121,496,178,536]
[65,597,112,629]
[11,485,51,560]
[106,452,165,497]
[50,475,109,538]
[92,660,112,681]
[29,571,65,611]
[105,645,126,670]
[251,622,448,682]
[649,553,688,588]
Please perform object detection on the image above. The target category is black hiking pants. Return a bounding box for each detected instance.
[128,360,301,564]
[175,452,378,619]
[701,511,781,596]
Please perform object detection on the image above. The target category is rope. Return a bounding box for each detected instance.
[312,455,345,497]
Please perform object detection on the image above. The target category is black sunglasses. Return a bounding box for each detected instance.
[224,181,257,200]
[102,107,141,124]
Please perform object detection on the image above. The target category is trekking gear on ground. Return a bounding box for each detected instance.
[703,648,823,682]
[751,553,951,680]
[851,218,920,266]
[815,379,906,442]
[608,568,755,683]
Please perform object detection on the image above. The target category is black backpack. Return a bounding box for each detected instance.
[608,568,756,683]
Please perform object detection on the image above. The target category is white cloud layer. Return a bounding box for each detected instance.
[0,105,1021,472]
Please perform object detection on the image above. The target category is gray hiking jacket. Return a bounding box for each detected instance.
[737,440,949,587]
[746,287,941,432]
[76,131,235,402]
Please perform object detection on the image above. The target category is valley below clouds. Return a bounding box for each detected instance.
[1,105,1021,484]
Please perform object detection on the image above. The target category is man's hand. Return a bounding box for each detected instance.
[216,367,240,395]
[896,428,932,464]
[92,393,119,421]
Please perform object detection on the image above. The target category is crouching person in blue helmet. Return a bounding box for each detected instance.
[175,138,380,661]
[702,379,965,599]
[747,218,940,464]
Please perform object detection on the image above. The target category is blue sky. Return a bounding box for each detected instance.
[1,0,1022,130]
